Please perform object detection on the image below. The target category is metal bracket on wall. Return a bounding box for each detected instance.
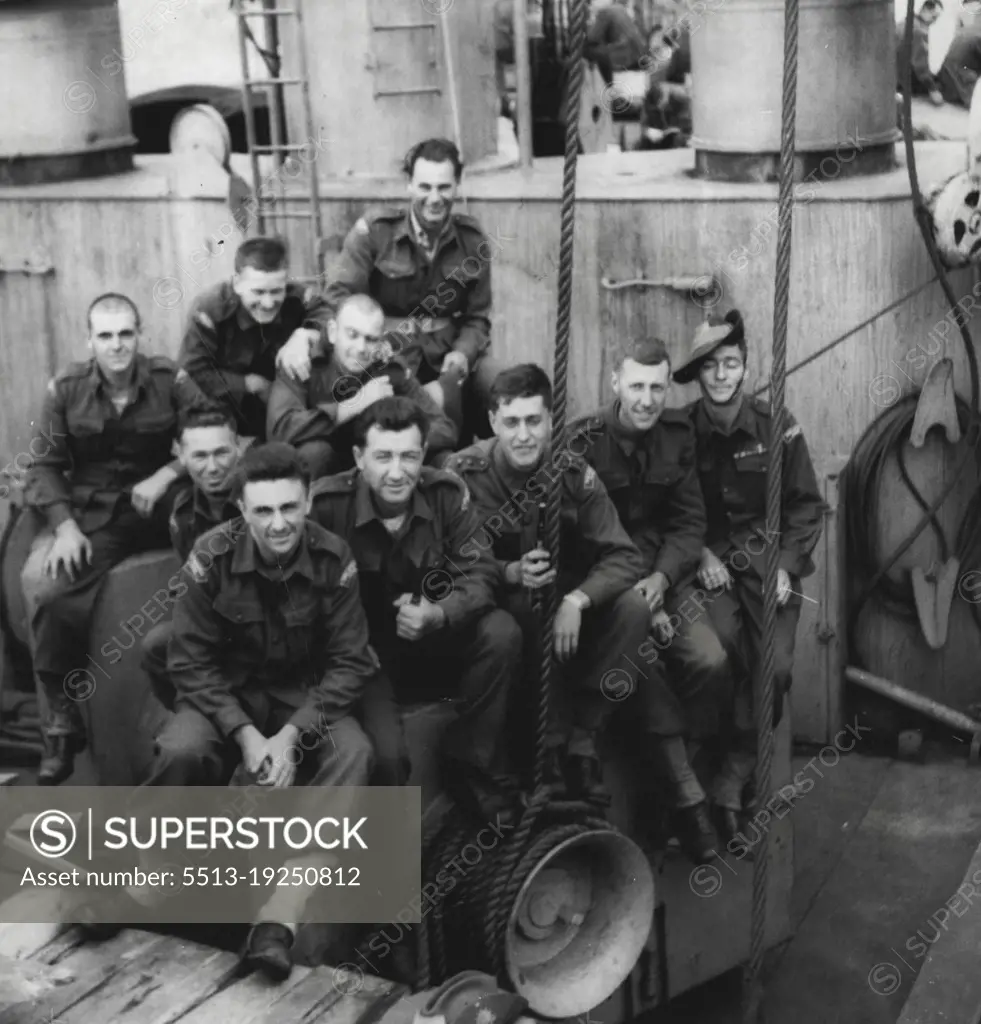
[0,253,53,276]
[600,274,723,308]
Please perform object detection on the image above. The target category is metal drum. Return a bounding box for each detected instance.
[0,0,135,185]
[689,0,899,181]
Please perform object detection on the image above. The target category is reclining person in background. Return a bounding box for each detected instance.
[85,443,380,981]
[267,293,457,478]
[277,138,501,444]
[179,236,331,440]
[446,365,649,805]
[572,339,730,864]
[140,405,242,711]
[676,311,826,841]
[23,292,207,785]
[311,396,522,818]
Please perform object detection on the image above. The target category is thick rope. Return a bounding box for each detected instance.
[743,0,798,1019]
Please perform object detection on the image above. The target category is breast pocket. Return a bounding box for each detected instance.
[213,594,267,661]
[733,453,769,512]
[638,466,683,519]
[282,593,323,663]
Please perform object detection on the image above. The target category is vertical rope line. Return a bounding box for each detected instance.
[744,0,798,1018]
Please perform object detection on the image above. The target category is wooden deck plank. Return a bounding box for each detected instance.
[0,923,72,962]
[245,966,400,1024]
[174,961,317,1023]
[897,836,981,1023]
[57,938,237,1024]
[0,953,76,1011]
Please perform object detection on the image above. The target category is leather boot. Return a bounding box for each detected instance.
[674,802,719,865]
[38,734,79,786]
[713,803,742,845]
[564,753,611,807]
[240,922,294,982]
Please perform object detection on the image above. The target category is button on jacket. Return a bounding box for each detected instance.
[24,354,206,533]
[168,519,376,739]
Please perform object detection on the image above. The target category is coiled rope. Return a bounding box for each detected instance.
[843,2,981,662]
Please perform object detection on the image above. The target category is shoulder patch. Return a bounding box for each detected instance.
[351,217,369,236]
[583,465,598,491]
[437,466,471,510]
[751,397,771,417]
[783,423,802,443]
[183,551,211,584]
[194,311,216,333]
[446,449,490,475]
[339,560,358,588]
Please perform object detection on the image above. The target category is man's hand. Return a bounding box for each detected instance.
[776,568,792,607]
[511,548,556,590]
[43,520,92,581]
[393,593,446,641]
[554,597,583,662]
[929,89,945,107]
[697,549,733,591]
[131,466,177,518]
[359,375,395,409]
[234,724,268,776]
[441,351,469,381]
[652,609,674,645]
[260,725,301,788]
[275,328,320,382]
[635,571,669,614]
[244,374,272,400]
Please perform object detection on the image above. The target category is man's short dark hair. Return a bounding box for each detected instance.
[351,395,431,449]
[87,292,141,332]
[232,442,309,501]
[178,405,238,440]
[489,364,553,413]
[234,236,289,274]
[403,138,464,181]
[614,338,671,372]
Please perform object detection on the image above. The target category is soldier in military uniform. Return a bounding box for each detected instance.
[446,365,650,803]
[277,138,501,443]
[140,405,242,710]
[128,443,378,980]
[572,338,730,863]
[23,293,207,785]
[267,293,457,478]
[675,311,826,839]
[179,236,332,440]
[310,396,522,816]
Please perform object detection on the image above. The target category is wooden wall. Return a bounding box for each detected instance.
[0,144,977,745]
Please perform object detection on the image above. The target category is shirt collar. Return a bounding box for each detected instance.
[694,396,761,441]
[604,400,645,455]
[230,523,318,580]
[353,472,435,529]
[88,353,151,397]
[408,206,455,259]
[490,438,540,489]
[236,299,285,331]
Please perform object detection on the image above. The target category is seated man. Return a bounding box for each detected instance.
[676,312,826,838]
[179,236,331,440]
[573,339,729,864]
[267,293,457,478]
[585,0,648,83]
[23,292,206,785]
[446,365,650,804]
[100,443,378,980]
[278,138,500,444]
[896,0,945,104]
[140,405,242,710]
[310,396,521,816]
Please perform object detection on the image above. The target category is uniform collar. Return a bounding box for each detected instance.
[235,296,287,331]
[231,522,318,580]
[406,206,456,258]
[88,353,151,396]
[694,395,761,440]
[353,472,435,529]
[490,437,541,489]
[192,485,237,523]
[603,400,647,455]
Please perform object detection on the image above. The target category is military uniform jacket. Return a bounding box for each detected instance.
[687,397,826,579]
[24,354,205,533]
[266,350,458,459]
[179,279,332,409]
[168,483,241,563]
[323,207,492,371]
[168,518,376,739]
[572,402,706,588]
[445,439,646,607]
[309,466,499,638]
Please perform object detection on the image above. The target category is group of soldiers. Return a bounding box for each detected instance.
[17,135,826,980]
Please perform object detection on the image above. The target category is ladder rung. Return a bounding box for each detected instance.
[237,8,298,16]
[251,144,311,153]
[245,77,304,87]
[373,23,438,31]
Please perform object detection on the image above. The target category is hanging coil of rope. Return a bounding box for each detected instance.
[844,0,981,664]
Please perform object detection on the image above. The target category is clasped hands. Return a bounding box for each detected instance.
[235,723,302,789]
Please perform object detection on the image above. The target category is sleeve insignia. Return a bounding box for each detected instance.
[583,465,598,492]
[46,378,57,396]
[194,311,216,332]
[184,552,210,584]
[442,467,471,510]
[174,367,190,385]
[339,560,358,588]
[783,423,802,443]
[352,217,369,236]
